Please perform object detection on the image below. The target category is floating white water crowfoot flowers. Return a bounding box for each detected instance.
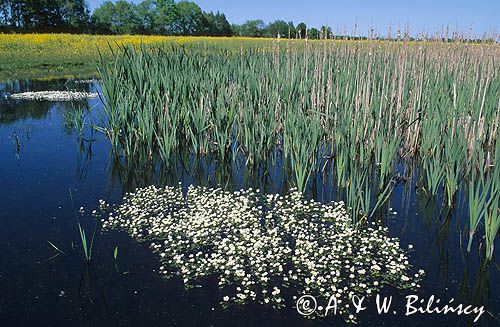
[100,184,424,322]
[9,91,98,101]
[73,79,96,84]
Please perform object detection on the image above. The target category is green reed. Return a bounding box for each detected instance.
[467,170,491,252]
[69,189,97,263]
[484,141,500,259]
[95,40,499,256]
[484,192,500,259]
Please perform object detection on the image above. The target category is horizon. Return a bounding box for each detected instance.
[86,0,500,37]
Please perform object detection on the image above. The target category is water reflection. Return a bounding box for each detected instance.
[0,97,53,124]
[0,78,96,124]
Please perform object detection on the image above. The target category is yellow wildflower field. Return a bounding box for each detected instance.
[0,33,488,81]
[0,33,279,80]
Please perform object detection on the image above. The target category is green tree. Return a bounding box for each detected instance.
[230,23,240,36]
[136,0,157,33]
[0,0,30,29]
[216,12,232,36]
[175,1,207,35]
[92,0,141,34]
[309,27,319,39]
[91,1,113,33]
[155,0,179,34]
[203,11,231,36]
[296,22,306,38]
[265,20,296,38]
[287,21,295,38]
[22,0,65,30]
[238,19,265,37]
[320,25,332,39]
[63,0,89,31]
[265,19,287,38]
[0,0,9,26]
[136,0,179,35]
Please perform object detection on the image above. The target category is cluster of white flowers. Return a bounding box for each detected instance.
[100,183,423,322]
[9,91,98,101]
[73,79,96,84]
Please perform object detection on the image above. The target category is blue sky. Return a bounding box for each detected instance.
[87,0,499,37]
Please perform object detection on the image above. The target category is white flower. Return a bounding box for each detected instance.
[100,183,422,321]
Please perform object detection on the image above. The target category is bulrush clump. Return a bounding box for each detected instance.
[101,183,423,322]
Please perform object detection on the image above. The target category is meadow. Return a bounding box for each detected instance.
[0,33,280,80]
[0,33,442,80]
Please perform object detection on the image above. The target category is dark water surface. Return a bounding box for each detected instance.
[0,79,498,326]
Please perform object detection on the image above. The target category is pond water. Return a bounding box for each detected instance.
[0,79,498,326]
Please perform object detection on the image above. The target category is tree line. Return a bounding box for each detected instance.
[0,0,336,39]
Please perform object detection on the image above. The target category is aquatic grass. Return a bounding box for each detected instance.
[94,41,500,256]
[422,155,445,196]
[47,240,67,256]
[484,193,500,259]
[154,100,179,163]
[69,189,98,263]
[375,136,399,189]
[77,220,97,263]
[284,111,321,192]
[334,141,348,188]
[443,135,466,207]
[467,146,499,255]
[467,172,491,252]
[63,104,91,136]
[345,166,369,222]
[370,180,396,219]
[484,142,500,259]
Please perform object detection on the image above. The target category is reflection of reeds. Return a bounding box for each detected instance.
[484,194,499,259]
[96,41,499,253]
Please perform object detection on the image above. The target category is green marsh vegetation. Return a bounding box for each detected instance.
[70,189,98,264]
[95,39,500,258]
